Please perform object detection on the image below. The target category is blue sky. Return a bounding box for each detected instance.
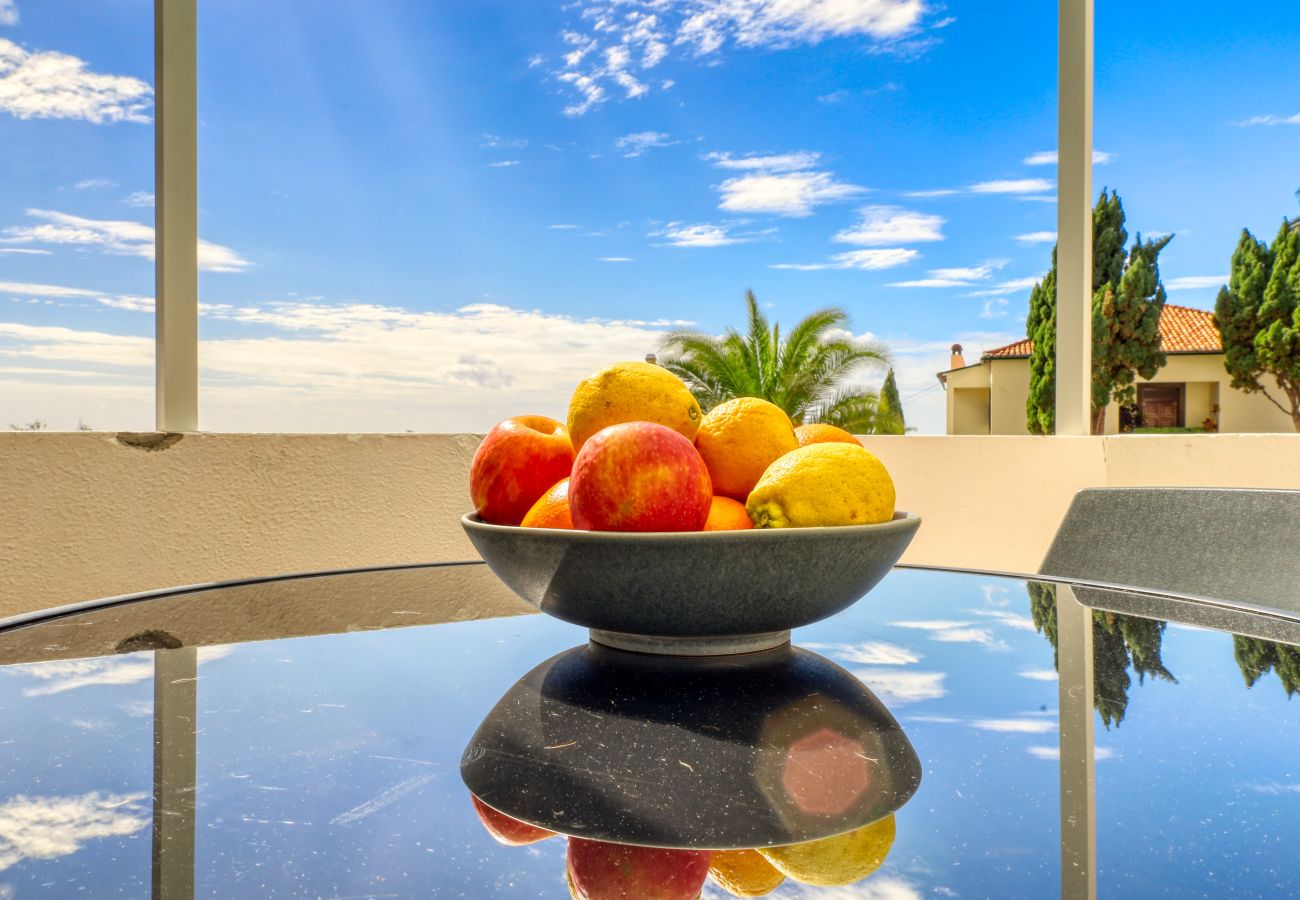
[1,0,1297,433]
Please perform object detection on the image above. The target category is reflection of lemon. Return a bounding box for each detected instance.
[746,444,895,528]
[758,815,896,886]
[567,362,701,452]
[708,849,785,896]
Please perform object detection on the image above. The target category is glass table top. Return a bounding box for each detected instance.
[1,563,1299,898]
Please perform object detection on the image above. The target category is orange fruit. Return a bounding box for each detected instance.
[703,496,754,531]
[695,398,799,501]
[520,478,574,529]
[794,423,860,447]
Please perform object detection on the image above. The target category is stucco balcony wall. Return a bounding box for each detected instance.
[2,432,1298,619]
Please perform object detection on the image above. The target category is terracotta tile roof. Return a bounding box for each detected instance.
[980,304,1221,360]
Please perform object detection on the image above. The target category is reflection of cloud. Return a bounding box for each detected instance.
[889,620,1006,650]
[0,792,149,872]
[1244,781,1300,795]
[1027,746,1115,761]
[970,718,1055,734]
[782,875,925,899]
[7,645,233,697]
[969,609,1037,631]
[1018,669,1058,682]
[804,641,920,666]
[852,669,946,705]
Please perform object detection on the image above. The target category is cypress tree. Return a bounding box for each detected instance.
[1026,255,1058,434]
[880,369,904,431]
[1217,220,1300,431]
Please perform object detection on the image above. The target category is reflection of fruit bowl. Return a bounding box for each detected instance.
[461,511,920,655]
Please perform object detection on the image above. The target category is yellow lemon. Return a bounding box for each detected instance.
[695,397,799,501]
[567,362,702,452]
[746,443,895,528]
[757,815,896,886]
[708,849,786,897]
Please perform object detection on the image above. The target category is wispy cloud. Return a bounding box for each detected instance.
[72,178,116,191]
[1027,745,1116,760]
[479,133,528,149]
[616,130,676,157]
[1023,149,1114,166]
[705,150,821,172]
[852,668,947,705]
[772,248,919,271]
[889,619,1006,650]
[1019,668,1058,682]
[834,205,944,245]
[652,221,771,248]
[718,170,865,217]
[981,298,1008,319]
[1236,113,1300,127]
[0,0,16,26]
[904,188,960,198]
[888,261,1003,289]
[121,191,154,208]
[971,718,1055,734]
[1244,781,1300,795]
[547,223,579,230]
[597,256,633,262]
[1,209,249,272]
[1016,231,1057,244]
[0,248,48,255]
[803,641,921,666]
[0,792,149,872]
[486,160,519,168]
[969,178,1055,195]
[1165,275,1228,290]
[0,38,152,123]
[966,276,1040,297]
[969,609,1037,631]
[551,1,931,115]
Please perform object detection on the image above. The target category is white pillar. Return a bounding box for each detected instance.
[155,0,199,432]
[1057,586,1096,900]
[1056,0,1093,436]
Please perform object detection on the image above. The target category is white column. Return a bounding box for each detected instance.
[155,0,199,432]
[1056,0,1093,436]
[1057,585,1096,900]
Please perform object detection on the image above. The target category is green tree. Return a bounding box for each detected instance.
[1234,635,1300,696]
[659,290,901,433]
[1215,220,1300,431]
[880,369,904,431]
[1026,190,1170,434]
[1090,234,1172,433]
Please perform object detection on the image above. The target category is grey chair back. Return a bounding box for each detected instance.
[1040,488,1300,611]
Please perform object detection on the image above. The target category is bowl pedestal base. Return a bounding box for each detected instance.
[588,628,791,657]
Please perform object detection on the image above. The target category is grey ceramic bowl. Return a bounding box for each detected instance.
[462,511,920,655]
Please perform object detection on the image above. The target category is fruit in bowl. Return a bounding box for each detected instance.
[469,416,575,526]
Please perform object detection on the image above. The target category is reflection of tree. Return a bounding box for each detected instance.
[1233,636,1300,697]
[1028,583,1176,728]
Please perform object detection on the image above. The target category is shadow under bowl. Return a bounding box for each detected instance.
[461,511,920,655]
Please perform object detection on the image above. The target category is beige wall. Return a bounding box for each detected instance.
[4,431,1299,619]
[952,388,990,434]
[949,353,1295,435]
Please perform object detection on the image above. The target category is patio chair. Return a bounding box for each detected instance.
[1039,487,1300,611]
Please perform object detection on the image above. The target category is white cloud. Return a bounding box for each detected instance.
[1165,275,1228,290]
[616,130,676,157]
[597,256,633,262]
[547,223,579,230]
[0,792,149,872]
[652,221,760,247]
[718,170,865,217]
[1023,149,1114,165]
[890,619,1006,649]
[2,209,249,272]
[1027,745,1115,761]
[0,38,152,123]
[121,191,154,208]
[479,133,528,149]
[834,205,944,245]
[0,281,101,298]
[971,718,1056,734]
[705,150,821,172]
[72,178,116,191]
[853,668,947,705]
[803,641,920,665]
[553,1,929,115]
[1245,781,1300,795]
[1236,113,1300,127]
[969,608,1037,631]
[904,188,960,198]
[888,262,1001,288]
[966,276,1040,297]
[486,160,519,168]
[981,298,1008,318]
[1019,669,1058,682]
[0,301,693,432]
[0,247,48,254]
[1016,231,1056,244]
[772,248,918,271]
[0,0,16,27]
[969,178,1054,195]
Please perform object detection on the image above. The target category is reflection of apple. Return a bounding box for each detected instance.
[569,422,712,532]
[567,837,711,899]
[470,416,576,525]
[470,794,556,846]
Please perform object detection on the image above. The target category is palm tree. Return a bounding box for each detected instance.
[658,291,902,434]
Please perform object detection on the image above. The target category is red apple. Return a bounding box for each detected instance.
[568,422,712,532]
[567,838,711,900]
[471,416,576,525]
[470,794,556,846]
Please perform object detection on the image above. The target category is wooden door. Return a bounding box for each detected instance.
[1138,384,1183,428]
